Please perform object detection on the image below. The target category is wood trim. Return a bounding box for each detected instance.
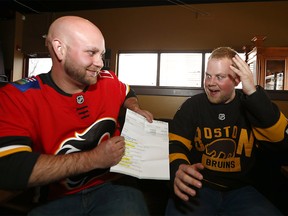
[133,87,288,100]
[133,87,204,96]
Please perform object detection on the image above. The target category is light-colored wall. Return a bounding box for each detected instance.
[137,95,189,119]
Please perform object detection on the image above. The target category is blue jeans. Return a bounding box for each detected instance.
[28,181,149,216]
[165,186,283,216]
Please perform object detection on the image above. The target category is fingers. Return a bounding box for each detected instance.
[143,110,154,123]
[180,163,204,187]
[95,136,126,168]
[135,109,154,123]
[174,163,204,201]
[231,55,256,95]
[232,55,248,70]
[110,136,125,158]
[174,181,193,201]
[112,136,125,150]
[174,175,197,201]
[230,55,249,77]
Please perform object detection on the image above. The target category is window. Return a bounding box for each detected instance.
[28,57,52,77]
[118,52,205,89]
[25,53,52,77]
[117,51,245,96]
[159,53,202,87]
[118,53,158,86]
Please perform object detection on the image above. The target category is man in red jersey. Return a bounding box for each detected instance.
[0,16,153,215]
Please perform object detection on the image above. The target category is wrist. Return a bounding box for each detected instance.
[131,105,140,112]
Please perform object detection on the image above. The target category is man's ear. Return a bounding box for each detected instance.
[52,39,65,61]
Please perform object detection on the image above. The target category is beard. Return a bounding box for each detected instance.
[64,58,99,86]
[207,94,226,104]
[205,89,234,104]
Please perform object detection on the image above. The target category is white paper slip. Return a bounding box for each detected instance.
[110,109,170,180]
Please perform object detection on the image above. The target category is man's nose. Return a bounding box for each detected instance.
[93,55,104,68]
[207,77,217,85]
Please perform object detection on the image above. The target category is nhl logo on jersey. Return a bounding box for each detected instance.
[218,113,225,121]
[76,95,84,104]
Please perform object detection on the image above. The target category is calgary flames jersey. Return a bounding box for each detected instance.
[0,70,131,199]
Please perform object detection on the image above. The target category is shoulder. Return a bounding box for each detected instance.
[185,93,207,105]
[178,93,207,112]
[0,77,42,99]
[9,76,41,93]
[0,77,43,108]
[97,70,128,91]
[235,88,244,98]
[98,70,117,79]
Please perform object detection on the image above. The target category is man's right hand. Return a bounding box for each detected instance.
[174,163,204,201]
[93,136,126,168]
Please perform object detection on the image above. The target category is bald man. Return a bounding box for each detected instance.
[0,16,152,215]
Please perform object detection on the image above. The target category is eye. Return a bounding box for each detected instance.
[205,74,212,79]
[216,75,226,81]
[87,50,96,56]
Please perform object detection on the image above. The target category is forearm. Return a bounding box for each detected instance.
[243,86,279,127]
[28,136,125,187]
[28,151,95,187]
[123,97,140,112]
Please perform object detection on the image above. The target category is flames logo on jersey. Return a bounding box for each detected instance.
[56,118,116,189]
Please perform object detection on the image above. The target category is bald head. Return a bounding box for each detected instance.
[46,16,105,57]
[45,16,106,93]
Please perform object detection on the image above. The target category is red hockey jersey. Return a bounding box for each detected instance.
[0,70,131,199]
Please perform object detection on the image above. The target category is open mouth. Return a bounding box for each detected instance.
[209,89,220,96]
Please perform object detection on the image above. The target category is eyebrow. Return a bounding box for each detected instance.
[205,71,227,76]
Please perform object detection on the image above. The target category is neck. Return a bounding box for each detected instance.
[50,69,85,94]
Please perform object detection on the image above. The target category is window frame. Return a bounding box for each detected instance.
[116,50,249,96]
[116,50,210,96]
